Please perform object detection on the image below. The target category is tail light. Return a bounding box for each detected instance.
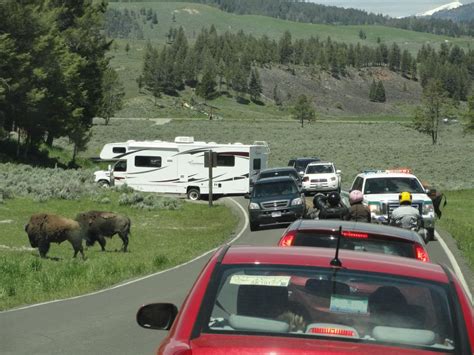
[414,244,430,262]
[341,231,369,239]
[303,176,309,182]
[278,231,296,247]
[308,326,358,338]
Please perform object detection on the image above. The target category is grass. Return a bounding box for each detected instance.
[0,193,237,310]
[437,190,474,269]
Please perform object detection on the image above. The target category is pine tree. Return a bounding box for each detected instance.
[293,95,315,128]
[273,84,282,106]
[248,69,263,103]
[278,31,293,64]
[196,69,216,100]
[388,42,401,71]
[463,94,474,134]
[369,80,377,101]
[99,68,125,125]
[375,81,386,102]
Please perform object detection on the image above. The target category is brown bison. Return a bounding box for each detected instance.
[75,211,131,252]
[25,213,85,259]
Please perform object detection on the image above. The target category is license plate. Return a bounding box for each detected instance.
[271,211,282,218]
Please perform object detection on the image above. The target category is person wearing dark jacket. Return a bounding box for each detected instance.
[313,191,348,220]
[346,190,371,222]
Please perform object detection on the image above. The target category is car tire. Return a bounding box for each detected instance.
[426,227,435,242]
[187,188,200,201]
[250,222,259,231]
[98,180,109,188]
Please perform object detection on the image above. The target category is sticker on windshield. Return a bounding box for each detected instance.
[330,295,368,314]
[230,275,291,287]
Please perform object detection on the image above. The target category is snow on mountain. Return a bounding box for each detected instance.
[417,1,463,16]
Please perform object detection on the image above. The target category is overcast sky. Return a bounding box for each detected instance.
[308,1,474,18]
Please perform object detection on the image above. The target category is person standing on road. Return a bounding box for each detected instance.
[390,191,422,229]
[346,190,371,222]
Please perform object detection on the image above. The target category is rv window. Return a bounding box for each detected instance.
[114,160,127,172]
[113,147,126,154]
[135,156,162,168]
[217,155,235,167]
[253,159,261,170]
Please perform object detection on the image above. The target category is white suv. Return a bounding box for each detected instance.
[350,169,435,240]
[302,162,341,195]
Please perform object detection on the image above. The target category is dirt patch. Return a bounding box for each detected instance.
[260,65,422,116]
[174,8,200,15]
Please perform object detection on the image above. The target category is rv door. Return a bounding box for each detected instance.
[112,160,127,186]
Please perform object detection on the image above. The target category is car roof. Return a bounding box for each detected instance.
[259,167,298,174]
[289,219,423,243]
[221,246,448,284]
[292,157,320,161]
[254,176,295,184]
[307,161,332,166]
[358,172,417,179]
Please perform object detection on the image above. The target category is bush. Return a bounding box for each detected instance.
[118,192,182,210]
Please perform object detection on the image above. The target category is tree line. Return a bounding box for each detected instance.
[0,0,124,163]
[183,0,474,37]
[138,26,473,104]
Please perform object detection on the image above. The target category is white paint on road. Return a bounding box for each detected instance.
[435,230,473,304]
[1,198,249,314]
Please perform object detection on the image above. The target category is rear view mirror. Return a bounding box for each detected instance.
[336,170,341,174]
[136,303,178,330]
[108,164,112,171]
[244,193,250,199]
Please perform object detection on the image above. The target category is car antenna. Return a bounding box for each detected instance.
[330,226,343,267]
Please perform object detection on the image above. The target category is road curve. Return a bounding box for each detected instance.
[0,197,470,355]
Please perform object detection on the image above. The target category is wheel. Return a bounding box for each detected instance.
[187,188,200,201]
[98,180,109,188]
[250,222,259,231]
[427,227,435,242]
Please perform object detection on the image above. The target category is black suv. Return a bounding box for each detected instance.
[248,176,306,231]
[288,157,321,176]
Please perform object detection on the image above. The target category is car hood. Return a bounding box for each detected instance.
[364,193,430,203]
[305,173,336,179]
[250,193,300,204]
[189,334,435,354]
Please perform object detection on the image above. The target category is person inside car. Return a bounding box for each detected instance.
[346,189,371,222]
[390,191,422,230]
[313,191,348,220]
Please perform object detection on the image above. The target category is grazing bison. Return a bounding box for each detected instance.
[25,213,85,259]
[75,211,131,252]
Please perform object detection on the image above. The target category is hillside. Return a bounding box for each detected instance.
[433,3,474,22]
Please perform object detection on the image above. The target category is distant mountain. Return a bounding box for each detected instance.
[432,3,474,22]
[417,2,463,17]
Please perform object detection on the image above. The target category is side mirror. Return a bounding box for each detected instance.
[298,171,304,177]
[244,193,250,199]
[336,170,341,174]
[108,164,112,171]
[136,303,178,330]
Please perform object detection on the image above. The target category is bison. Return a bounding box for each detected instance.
[25,213,85,259]
[75,211,131,252]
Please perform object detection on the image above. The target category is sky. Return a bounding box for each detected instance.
[308,0,474,18]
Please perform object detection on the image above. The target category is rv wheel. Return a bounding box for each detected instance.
[187,188,200,201]
[98,180,110,188]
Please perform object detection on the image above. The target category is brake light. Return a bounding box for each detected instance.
[341,231,369,239]
[303,176,309,182]
[414,244,430,262]
[309,327,356,337]
[278,231,296,247]
[386,168,412,174]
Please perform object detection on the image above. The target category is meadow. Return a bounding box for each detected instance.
[0,165,237,310]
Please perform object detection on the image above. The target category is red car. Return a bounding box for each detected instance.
[136,245,473,354]
[278,219,430,262]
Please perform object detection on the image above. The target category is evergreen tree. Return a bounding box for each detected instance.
[293,95,315,128]
[273,84,282,106]
[99,68,125,125]
[196,69,216,100]
[388,42,401,71]
[248,68,262,102]
[369,80,377,101]
[413,79,447,144]
[400,50,411,77]
[278,30,293,64]
[375,81,386,102]
[463,94,474,134]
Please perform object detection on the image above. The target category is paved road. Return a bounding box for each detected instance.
[0,197,471,355]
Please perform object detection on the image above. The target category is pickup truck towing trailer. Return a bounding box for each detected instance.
[350,169,436,240]
[94,136,269,200]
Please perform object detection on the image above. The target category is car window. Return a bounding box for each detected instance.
[364,178,425,194]
[306,164,334,174]
[203,265,456,352]
[293,231,415,259]
[352,177,363,191]
[253,181,298,197]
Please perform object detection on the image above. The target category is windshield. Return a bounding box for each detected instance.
[253,181,298,197]
[306,164,334,174]
[203,265,455,352]
[292,231,415,259]
[364,178,424,195]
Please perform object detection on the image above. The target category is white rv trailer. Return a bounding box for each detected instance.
[94,136,269,200]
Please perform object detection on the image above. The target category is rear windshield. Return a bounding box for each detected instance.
[204,265,456,352]
[306,164,334,174]
[294,159,318,171]
[293,231,415,259]
[253,181,298,197]
[364,178,424,195]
